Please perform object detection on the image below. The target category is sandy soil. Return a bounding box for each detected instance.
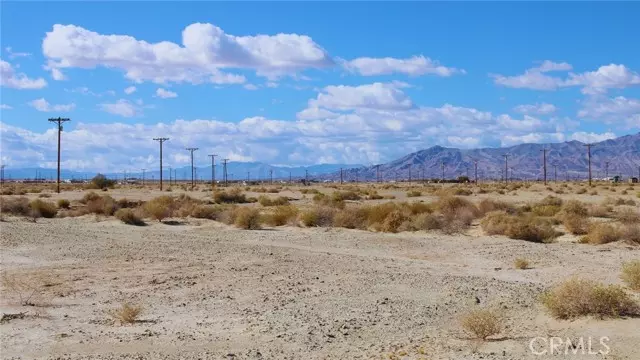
[1,184,639,359]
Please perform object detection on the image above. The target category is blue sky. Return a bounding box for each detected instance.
[1,2,639,171]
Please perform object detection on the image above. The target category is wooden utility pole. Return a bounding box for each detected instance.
[48,117,70,193]
[605,161,610,179]
[375,165,381,183]
[541,148,547,185]
[153,137,169,190]
[186,147,198,190]
[441,162,445,183]
[340,168,343,184]
[208,154,217,188]
[222,159,229,186]
[270,168,273,184]
[141,168,146,186]
[503,155,509,184]
[585,144,593,186]
[473,160,478,185]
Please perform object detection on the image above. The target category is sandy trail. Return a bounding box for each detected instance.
[1,214,639,359]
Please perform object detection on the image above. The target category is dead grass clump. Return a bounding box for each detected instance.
[621,224,640,244]
[481,211,559,243]
[0,197,31,216]
[114,208,145,226]
[411,213,444,231]
[406,190,422,197]
[615,208,640,224]
[29,199,58,218]
[143,196,174,222]
[581,223,621,244]
[80,192,102,204]
[576,188,587,194]
[57,199,71,209]
[588,204,612,218]
[459,308,502,340]
[258,195,289,206]
[541,278,639,319]
[621,260,640,291]
[1,272,57,306]
[332,206,369,229]
[381,210,407,233]
[191,205,225,220]
[478,199,516,215]
[264,205,298,226]
[213,188,248,204]
[603,197,635,207]
[332,190,361,201]
[86,195,118,216]
[233,207,262,230]
[436,196,479,218]
[299,206,335,227]
[560,213,590,235]
[313,193,345,209]
[514,258,529,269]
[110,303,143,324]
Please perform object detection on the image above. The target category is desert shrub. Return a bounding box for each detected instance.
[588,204,612,218]
[0,197,31,216]
[57,199,71,209]
[621,224,640,244]
[332,206,369,229]
[38,193,51,198]
[213,188,248,204]
[406,190,422,197]
[191,205,226,220]
[116,198,140,209]
[264,205,298,226]
[86,195,118,216]
[603,197,635,206]
[560,213,590,235]
[381,210,407,233]
[110,303,143,324]
[1,271,58,306]
[541,278,639,319]
[143,196,174,222]
[621,260,640,291]
[258,195,289,206]
[331,190,361,201]
[299,206,335,227]
[411,213,443,231]
[406,202,434,215]
[233,207,262,230]
[171,194,202,217]
[478,199,516,215]
[436,196,479,219]
[313,193,345,209]
[531,204,562,217]
[576,188,587,194]
[88,174,115,189]
[615,208,640,224]
[559,200,589,217]
[80,192,102,204]
[114,208,145,226]
[581,223,621,244]
[29,199,58,218]
[459,309,502,340]
[514,258,529,269]
[481,211,559,243]
[364,202,400,227]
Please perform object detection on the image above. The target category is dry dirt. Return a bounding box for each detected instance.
[1,184,639,359]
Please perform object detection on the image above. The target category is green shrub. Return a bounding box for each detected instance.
[233,207,262,230]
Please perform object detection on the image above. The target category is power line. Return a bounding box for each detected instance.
[48,117,71,193]
[185,147,199,190]
[222,159,229,186]
[152,137,169,190]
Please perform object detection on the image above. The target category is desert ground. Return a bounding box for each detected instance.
[1,181,639,359]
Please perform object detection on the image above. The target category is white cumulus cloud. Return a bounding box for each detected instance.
[342,55,463,77]
[42,23,333,85]
[513,103,557,115]
[124,86,137,94]
[308,82,414,111]
[99,99,142,117]
[0,59,47,89]
[155,88,178,99]
[28,98,75,112]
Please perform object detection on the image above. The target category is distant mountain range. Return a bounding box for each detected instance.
[1,162,362,182]
[3,133,639,183]
[322,133,640,182]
